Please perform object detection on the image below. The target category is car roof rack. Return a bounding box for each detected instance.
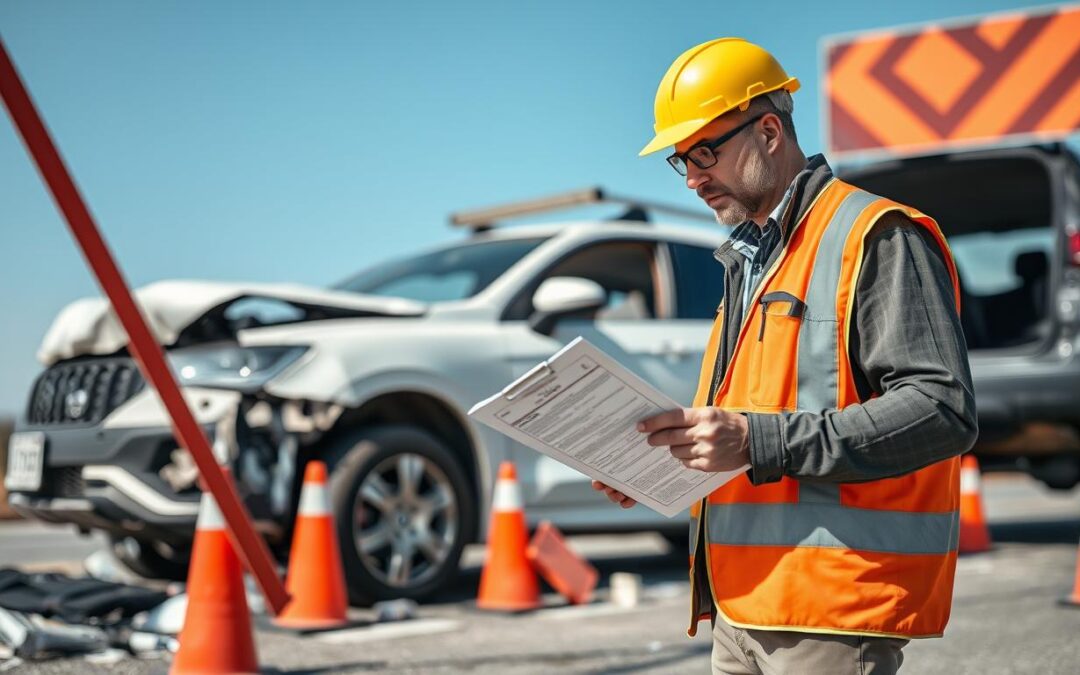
[449,186,714,231]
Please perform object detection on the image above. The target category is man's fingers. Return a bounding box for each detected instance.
[647,427,696,447]
[677,456,714,472]
[592,481,636,508]
[637,407,694,434]
[668,444,697,460]
[600,485,629,502]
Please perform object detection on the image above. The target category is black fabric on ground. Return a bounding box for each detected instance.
[0,568,167,623]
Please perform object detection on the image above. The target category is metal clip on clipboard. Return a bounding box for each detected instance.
[502,361,556,401]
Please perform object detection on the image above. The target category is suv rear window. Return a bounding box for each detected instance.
[847,154,1054,350]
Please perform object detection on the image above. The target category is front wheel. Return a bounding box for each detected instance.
[327,426,476,606]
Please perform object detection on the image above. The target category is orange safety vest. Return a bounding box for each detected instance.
[688,178,961,639]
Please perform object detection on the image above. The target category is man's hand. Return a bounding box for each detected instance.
[592,407,748,509]
[591,480,636,508]
[640,407,750,472]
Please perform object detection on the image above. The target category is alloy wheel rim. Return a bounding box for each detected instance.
[352,452,459,589]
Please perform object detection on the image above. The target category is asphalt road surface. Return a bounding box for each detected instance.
[2,473,1079,674]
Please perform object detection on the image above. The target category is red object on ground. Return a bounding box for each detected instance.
[958,454,992,554]
[274,461,349,629]
[0,38,288,613]
[172,476,259,675]
[477,462,541,611]
[527,521,598,605]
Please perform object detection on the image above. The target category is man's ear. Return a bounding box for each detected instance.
[761,113,783,154]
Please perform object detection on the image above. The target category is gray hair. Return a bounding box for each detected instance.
[750,90,797,143]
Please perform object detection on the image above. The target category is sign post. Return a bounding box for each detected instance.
[0,37,289,614]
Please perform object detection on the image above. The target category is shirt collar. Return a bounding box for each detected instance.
[728,221,762,260]
[767,179,796,228]
[726,174,797,261]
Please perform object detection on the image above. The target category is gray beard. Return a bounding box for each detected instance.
[713,152,776,227]
[714,202,752,227]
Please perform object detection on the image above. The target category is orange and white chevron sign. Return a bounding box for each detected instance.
[825,5,1080,156]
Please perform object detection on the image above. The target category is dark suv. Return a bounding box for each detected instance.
[844,142,1080,489]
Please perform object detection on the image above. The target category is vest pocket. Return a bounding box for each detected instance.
[749,291,805,408]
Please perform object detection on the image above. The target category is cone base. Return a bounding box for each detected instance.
[958,539,992,555]
[272,615,349,630]
[958,523,992,555]
[171,663,259,675]
[476,598,542,612]
[1058,595,1080,608]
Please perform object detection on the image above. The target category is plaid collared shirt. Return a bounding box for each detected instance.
[727,183,794,323]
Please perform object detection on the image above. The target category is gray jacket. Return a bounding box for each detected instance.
[709,155,979,484]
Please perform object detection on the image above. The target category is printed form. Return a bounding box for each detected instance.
[468,337,746,517]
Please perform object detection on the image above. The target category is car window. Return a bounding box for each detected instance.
[334,237,547,302]
[670,243,725,319]
[948,229,1054,295]
[506,241,659,320]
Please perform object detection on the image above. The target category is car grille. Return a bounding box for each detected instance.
[27,358,146,426]
[50,467,86,498]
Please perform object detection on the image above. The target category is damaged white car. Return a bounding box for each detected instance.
[6,189,725,604]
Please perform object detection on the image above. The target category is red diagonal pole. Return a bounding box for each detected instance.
[0,37,288,614]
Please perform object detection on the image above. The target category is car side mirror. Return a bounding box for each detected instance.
[528,277,606,336]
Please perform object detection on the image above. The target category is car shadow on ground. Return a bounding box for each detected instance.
[989,518,1080,544]
[428,538,689,606]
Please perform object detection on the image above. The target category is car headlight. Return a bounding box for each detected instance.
[169,345,309,392]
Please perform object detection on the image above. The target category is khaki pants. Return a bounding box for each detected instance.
[711,617,908,675]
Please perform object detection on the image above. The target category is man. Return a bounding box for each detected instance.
[592,38,977,674]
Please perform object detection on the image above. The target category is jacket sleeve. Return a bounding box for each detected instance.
[744,212,978,484]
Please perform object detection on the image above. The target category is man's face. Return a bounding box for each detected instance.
[674,111,778,226]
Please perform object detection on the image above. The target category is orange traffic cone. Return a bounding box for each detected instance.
[1060,538,1080,608]
[171,479,259,675]
[527,521,598,605]
[477,461,540,611]
[274,461,349,629]
[958,454,992,554]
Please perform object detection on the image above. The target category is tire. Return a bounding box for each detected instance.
[110,535,190,581]
[327,426,477,606]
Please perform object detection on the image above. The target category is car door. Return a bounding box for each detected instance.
[661,240,729,393]
[499,237,722,508]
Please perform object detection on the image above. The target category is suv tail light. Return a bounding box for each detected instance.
[1069,230,1080,267]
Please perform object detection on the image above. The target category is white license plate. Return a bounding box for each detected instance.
[5,431,45,492]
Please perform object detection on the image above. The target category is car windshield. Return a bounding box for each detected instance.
[334,237,548,303]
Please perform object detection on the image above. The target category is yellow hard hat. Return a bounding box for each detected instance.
[640,38,800,156]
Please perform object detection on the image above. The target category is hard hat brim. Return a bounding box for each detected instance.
[639,118,712,156]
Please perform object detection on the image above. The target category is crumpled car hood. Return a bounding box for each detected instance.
[38,279,426,366]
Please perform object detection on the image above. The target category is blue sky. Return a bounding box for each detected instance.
[0,0,1062,416]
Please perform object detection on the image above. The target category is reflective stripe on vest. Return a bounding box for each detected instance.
[705,502,959,555]
[695,179,962,640]
[796,190,877,413]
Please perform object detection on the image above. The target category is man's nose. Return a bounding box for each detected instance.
[685,164,710,190]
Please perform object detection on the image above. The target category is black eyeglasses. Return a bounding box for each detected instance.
[666,114,765,176]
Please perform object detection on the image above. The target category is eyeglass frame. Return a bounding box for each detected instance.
[665,113,766,176]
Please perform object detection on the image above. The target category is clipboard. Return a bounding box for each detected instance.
[469,337,745,518]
